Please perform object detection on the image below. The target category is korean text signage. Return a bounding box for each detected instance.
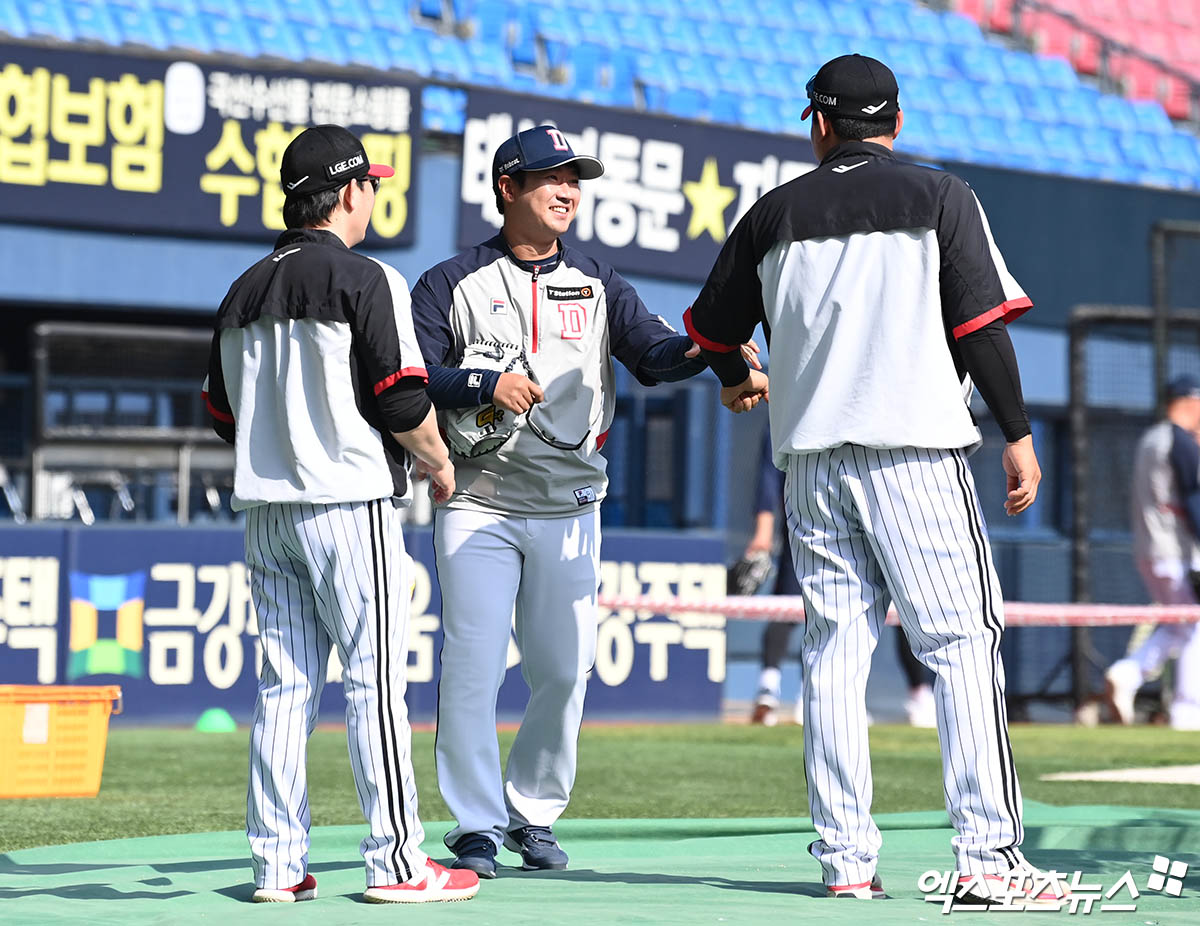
[0,526,725,722]
[459,89,815,282]
[0,44,419,244]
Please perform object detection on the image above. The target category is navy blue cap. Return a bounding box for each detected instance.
[801,54,900,122]
[1166,373,1200,400]
[491,124,604,193]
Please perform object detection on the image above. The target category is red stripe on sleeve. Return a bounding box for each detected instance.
[596,428,610,451]
[374,366,429,395]
[203,391,235,424]
[952,296,1033,340]
[683,307,739,353]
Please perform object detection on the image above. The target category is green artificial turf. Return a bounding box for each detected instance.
[1,723,1196,852]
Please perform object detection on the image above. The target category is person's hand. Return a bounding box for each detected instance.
[719,370,769,413]
[685,339,763,370]
[416,458,455,504]
[1002,434,1040,516]
[492,372,544,414]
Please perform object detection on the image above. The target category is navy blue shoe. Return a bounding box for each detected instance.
[504,825,568,870]
[449,833,498,879]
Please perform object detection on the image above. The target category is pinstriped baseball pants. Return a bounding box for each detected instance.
[244,499,426,889]
[784,445,1027,886]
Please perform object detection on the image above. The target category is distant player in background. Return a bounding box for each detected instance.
[686,55,1059,905]
[204,125,477,905]
[411,125,757,879]
[1105,374,1200,730]
[743,430,936,728]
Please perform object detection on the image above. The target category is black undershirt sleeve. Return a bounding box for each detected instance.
[957,319,1031,442]
[378,378,433,434]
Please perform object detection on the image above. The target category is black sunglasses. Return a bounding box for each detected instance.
[360,176,380,192]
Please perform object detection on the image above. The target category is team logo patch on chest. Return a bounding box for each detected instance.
[546,285,593,300]
[490,298,506,315]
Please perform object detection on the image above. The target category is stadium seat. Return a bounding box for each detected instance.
[204,12,257,57]
[466,39,515,85]
[294,23,346,65]
[1154,133,1200,174]
[938,80,983,115]
[824,4,871,39]
[24,0,75,41]
[902,5,949,45]
[195,0,240,15]
[977,83,1021,121]
[281,0,326,26]
[416,0,446,21]
[939,10,984,45]
[381,27,433,77]
[1131,99,1173,134]
[663,87,709,121]
[246,17,302,60]
[1117,131,1163,169]
[425,33,473,82]
[1033,54,1080,90]
[239,0,282,23]
[63,0,121,45]
[1013,84,1060,123]
[339,27,388,70]
[901,75,943,113]
[113,5,168,48]
[159,7,211,52]
[651,14,699,54]
[708,90,743,125]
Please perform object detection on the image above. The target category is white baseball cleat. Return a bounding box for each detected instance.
[905,684,937,728]
[826,874,887,898]
[363,859,480,903]
[252,873,317,903]
[1104,659,1141,725]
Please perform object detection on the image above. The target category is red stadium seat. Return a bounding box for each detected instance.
[988,0,1015,34]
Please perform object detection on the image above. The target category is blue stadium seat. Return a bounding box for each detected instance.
[650,13,699,53]
[664,87,709,121]
[467,5,512,45]
[1118,131,1162,168]
[1131,100,1173,134]
[938,80,982,115]
[1057,85,1100,127]
[204,13,258,57]
[416,0,445,20]
[955,45,1006,84]
[767,29,815,69]
[902,5,948,45]
[467,39,515,85]
[240,0,282,23]
[708,56,753,95]
[940,10,983,45]
[246,17,302,60]
[790,0,833,35]
[998,50,1041,87]
[824,3,870,38]
[977,83,1021,121]
[196,0,239,16]
[24,0,75,41]
[381,26,432,76]
[113,6,168,48]
[634,52,678,92]
[613,11,657,51]
[1155,133,1200,173]
[63,0,121,45]
[340,27,389,70]
[566,41,610,91]
[1013,84,1060,123]
[1033,54,1079,90]
[425,33,472,82]
[158,7,212,52]
[901,75,943,113]
[715,0,755,27]
[322,0,360,27]
[0,0,28,37]
[865,6,908,40]
[1093,94,1139,132]
[569,9,617,46]
[367,0,411,31]
[294,23,346,64]
[924,112,974,161]
[1087,128,1124,167]
[282,0,325,26]
[709,90,743,125]
[672,54,710,92]
[422,86,466,135]
[881,39,929,80]
[531,4,573,43]
[739,96,780,133]
[918,42,960,79]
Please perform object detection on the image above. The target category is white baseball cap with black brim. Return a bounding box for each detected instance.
[491,124,605,194]
[280,124,395,199]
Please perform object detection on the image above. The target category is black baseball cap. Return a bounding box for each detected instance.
[1166,373,1200,399]
[801,54,900,122]
[491,124,604,194]
[280,124,394,199]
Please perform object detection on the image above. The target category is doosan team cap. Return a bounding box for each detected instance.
[1166,373,1200,400]
[491,124,605,194]
[801,54,900,122]
[280,124,395,199]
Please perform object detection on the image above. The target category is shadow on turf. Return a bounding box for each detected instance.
[510,867,826,897]
[0,881,191,901]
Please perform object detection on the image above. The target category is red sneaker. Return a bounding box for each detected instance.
[252,873,317,903]
[825,874,887,898]
[363,860,480,904]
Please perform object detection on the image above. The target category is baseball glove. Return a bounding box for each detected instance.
[727,550,773,596]
[444,340,529,458]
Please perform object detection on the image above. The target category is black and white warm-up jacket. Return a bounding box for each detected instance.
[685,141,1032,467]
[203,228,429,510]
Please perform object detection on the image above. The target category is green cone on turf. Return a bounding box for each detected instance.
[195,707,237,733]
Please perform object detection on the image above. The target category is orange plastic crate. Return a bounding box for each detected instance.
[0,685,122,798]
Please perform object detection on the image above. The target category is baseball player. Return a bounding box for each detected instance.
[203,125,478,904]
[685,56,1062,907]
[1104,374,1200,730]
[410,125,754,878]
